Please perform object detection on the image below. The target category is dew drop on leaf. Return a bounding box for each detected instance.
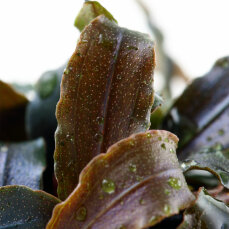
[75,206,87,221]
[102,179,115,194]
[168,177,182,190]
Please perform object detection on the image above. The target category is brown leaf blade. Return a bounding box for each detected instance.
[55,15,155,200]
[0,185,60,229]
[47,130,194,229]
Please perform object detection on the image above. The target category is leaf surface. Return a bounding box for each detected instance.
[178,188,229,229]
[0,80,28,141]
[162,56,229,149]
[74,1,117,31]
[181,146,229,189]
[55,15,155,199]
[0,138,46,189]
[0,185,60,229]
[48,130,194,229]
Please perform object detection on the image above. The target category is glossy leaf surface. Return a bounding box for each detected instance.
[0,80,28,141]
[55,15,155,199]
[162,56,229,149]
[48,130,194,229]
[0,185,60,229]
[181,146,229,189]
[178,188,229,229]
[74,1,117,31]
[0,138,46,189]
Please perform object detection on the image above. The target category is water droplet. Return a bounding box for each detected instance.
[218,129,225,136]
[75,206,87,221]
[146,133,152,138]
[129,140,135,146]
[102,179,115,194]
[127,45,138,50]
[64,68,70,74]
[96,116,104,124]
[129,163,137,173]
[168,177,182,190]
[161,143,166,150]
[169,148,175,153]
[98,34,103,44]
[158,136,162,141]
[163,204,171,214]
[149,216,159,224]
[139,199,145,205]
[117,74,122,80]
[164,189,170,195]
[94,133,103,142]
[118,225,126,229]
[212,142,223,151]
[165,138,169,143]
[207,136,212,142]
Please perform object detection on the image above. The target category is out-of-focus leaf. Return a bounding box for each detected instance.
[162,56,229,149]
[0,185,60,229]
[0,138,46,189]
[179,105,229,160]
[180,146,229,189]
[0,80,28,141]
[177,188,229,229]
[74,1,117,31]
[47,130,194,229]
[26,66,64,193]
[55,15,155,200]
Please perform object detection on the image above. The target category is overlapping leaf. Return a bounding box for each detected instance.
[47,130,194,229]
[0,185,60,229]
[181,146,229,189]
[0,80,28,141]
[178,188,229,229]
[74,1,117,31]
[55,15,155,199]
[162,56,229,151]
[0,138,46,189]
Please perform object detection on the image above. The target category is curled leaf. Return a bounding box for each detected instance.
[0,138,46,189]
[0,80,28,141]
[162,56,229,149]
[178,187,229,229]
[0,185,60,229]
[181,146,229,189]
[47,130,194,229]
[55,15,155,199]
[74,1,117,31]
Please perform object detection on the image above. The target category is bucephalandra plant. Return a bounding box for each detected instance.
[0,1,229,228]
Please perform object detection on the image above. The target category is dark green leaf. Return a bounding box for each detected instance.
[0,185,60,229]
[181,146,229,189]
[162,56,229,149]
[74,1,117,31]
[55,15,155,200]
[47,130,194,229]
[0,139,46,190]
[178,188,229,229]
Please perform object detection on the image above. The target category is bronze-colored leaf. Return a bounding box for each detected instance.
[0,185,60,229]
[55,15,155,199]
[47,130,194,229]
[0,138,46,189]
[181,146,229,189]
[162,56,229,150]
[0,80,28,141]
[74,1,117,31]
[177,188,229,229]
